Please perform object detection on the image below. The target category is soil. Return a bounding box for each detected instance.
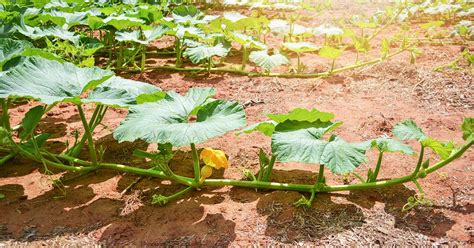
[1,1,473,246]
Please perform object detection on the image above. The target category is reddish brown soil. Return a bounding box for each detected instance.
[1,1,473,246]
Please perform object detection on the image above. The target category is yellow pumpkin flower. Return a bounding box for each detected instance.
[200,148,229,169]
[199,148,229,183]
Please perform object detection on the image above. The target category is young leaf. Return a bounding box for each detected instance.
[392,120,427,141]
[113,88,246,147]
[319,46,342,60]
[421,138,454,160]
[19,106,44,140]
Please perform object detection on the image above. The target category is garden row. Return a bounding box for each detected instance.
[1,0,472,76]
[0,54,472,208]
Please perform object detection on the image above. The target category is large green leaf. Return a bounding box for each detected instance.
[239,108,335,137]
[102,15,145,30]
[171,5,208,25]
[116,26,169,45]
[16,25,79,44]
[313,24,343,36]
[319,137,369,174]
[392,120,427,141]
[0,56,113,104]
[113,88,246,147]
[269,19,289,35]
[84,76,162,108]
[249,50,289,72]
[271,120,343,164]
[183,43,230,64]
[0,38,32,69]
[267,108,334,123]
[231,32,267,50]
[99,76,161,98]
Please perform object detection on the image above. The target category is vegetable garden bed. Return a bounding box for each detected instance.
[0,0,473,246]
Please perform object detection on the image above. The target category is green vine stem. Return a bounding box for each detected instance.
[68,105,103,157]
[369,151,384,182]
[2,139,472,198]
[0,152,16,166]
[316,164,325,185]
[261,155,276,182]
[152,186,194,206]
[1,99,11,130]
[190,143,201,185]
[76,105,98,167]
[130,48,408,78]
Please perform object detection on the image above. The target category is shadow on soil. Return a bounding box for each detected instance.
[0,147,466,246]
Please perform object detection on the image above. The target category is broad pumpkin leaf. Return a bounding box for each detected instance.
[0,38,32,69]
[370,136,414,155]
[183,43,230,64]
[103,15,145,30]
[231,32,267,50]
[113,88,246,147]
[222,12,257,30]
[16,25,79,44]
[267,108,334,123]
[271,120,344,168]
[319,137,369,174]
[239,108,335,137]
[116,26,169,45]
[319,46,343,60]
[283,42,319,53]
[249,50,289,72]
[85,76,162,108]
[0,56,113,105]
[236,120,277,137]
[171,5,207,25]
[99,76,161,98]
[393,120,427,141]
[461,117,473,141]
[313,24,343,36]
[269,19,289,34]
[223,11,247,23]
[48,10,89,28]
[172,26,205,39]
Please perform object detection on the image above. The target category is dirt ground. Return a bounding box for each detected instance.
[1,1,473,246]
